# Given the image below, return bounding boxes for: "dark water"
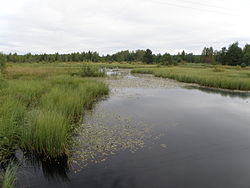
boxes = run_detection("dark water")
[18,76,250,188]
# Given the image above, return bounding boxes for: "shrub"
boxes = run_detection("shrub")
[241,63,247,68]
[73,64,105,77]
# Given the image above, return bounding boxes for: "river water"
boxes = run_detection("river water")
[19,70,250,188]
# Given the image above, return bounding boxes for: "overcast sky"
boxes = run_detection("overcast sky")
[1,0,250,55]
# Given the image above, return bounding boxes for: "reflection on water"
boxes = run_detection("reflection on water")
[17,70,250,188]
[187,86,250,99]
[23,153,70,182]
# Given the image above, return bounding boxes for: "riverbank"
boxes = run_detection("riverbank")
[132,64,250,91]
[0,63,109,187]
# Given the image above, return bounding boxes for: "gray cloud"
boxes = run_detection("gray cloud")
[1,0,250,55]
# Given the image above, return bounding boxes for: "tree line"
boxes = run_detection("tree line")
[0,42,250,66]
[201,42,250,66]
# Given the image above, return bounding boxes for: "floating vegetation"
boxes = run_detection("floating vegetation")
[70,109,158,172]
[106,70,187,90]
[69,70,175,172]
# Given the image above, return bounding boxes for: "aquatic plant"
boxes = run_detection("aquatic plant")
[1,162,18,188]
[20,77,108,157]
[0,64,109,161]
[21,110,69,157]
[0,97,26,163]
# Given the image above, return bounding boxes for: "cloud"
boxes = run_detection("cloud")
[1,0,250,54]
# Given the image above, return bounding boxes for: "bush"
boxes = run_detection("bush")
[73,64,105,77]
[241,63,247,68]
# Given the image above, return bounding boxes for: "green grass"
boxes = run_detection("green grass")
[0,97,26,163]
[132,64,250,90]
[1,162,18,188]
[6,61,157,71]
[71,63,106,77]
[21,110,69,157]
[0,63,109,161]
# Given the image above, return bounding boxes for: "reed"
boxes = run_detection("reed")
[21,110,69,157]
[132,65,250,90]
[0,64,109,160]
[1,162,18,188]
[0,97,26,162]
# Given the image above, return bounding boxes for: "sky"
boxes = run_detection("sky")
[1,0,250,55]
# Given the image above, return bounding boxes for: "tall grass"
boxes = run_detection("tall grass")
[20,77,108,157]
[6,80,48,108]
[0,78,8,89]
[1,162,18,188]
[0,97,26,162]
[42,76,108,120]
[21,110,69,157]
[0,65,109,161]
[132,65,250,90]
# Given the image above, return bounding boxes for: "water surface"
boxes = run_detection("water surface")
[19,70,250,188]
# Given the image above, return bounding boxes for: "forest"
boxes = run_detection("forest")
[1,42,250,66]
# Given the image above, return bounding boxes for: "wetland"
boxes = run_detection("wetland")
[13,69,250,188]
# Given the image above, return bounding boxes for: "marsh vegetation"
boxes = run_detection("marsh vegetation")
[0,61,249,187]
[21,67,250,188]
[0,63,109,187]
[132,64,250,90]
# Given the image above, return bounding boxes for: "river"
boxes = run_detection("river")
[19,69,250,188]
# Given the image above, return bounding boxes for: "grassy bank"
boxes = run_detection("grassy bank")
[0,63,109,163]
[1,62,110,186]
[1,162,18,188]
[132,64,250,90]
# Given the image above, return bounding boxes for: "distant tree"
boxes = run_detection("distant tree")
[200,47,214,64]
[215,47,227,65]
[180,50,186,61]
[143,49,153,64]
[134,50,146,62]
[172,55,182,63]
[113,50,131,62]
[3,43,249,65]
[24,53,33,62]
[185,53,195,63]
[225,42,243,66]
[161,52,172,65]
[55,52,60,61]
[243,44,250,66]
